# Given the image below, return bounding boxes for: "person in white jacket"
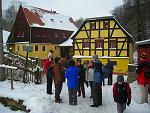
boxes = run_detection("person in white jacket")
[85,60,94,98]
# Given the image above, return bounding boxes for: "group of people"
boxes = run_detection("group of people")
[43,51,150,113]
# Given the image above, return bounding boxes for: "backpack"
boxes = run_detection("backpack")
[144,62,150,79]
[114,82,128,103]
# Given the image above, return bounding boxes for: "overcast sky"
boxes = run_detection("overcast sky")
[2,0,123,19]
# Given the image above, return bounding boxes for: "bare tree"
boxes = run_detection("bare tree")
[2,0,23,31]
[112,0,150,41]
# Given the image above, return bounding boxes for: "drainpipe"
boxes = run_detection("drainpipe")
[30,27,32,43]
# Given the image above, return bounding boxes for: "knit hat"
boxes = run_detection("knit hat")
[92,55,98,60]
[117,75,124,82]
[140,52,147,59]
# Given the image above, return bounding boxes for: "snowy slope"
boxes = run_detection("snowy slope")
[0,75,149,113]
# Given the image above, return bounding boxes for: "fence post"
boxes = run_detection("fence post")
[11,69,14,90]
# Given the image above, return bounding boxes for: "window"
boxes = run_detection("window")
[110,40,116,49]
[103,20,109,29]
[35,45,38,51]
[36,32,41,38]
[63,33,66,38]
[95,40,104,49]
[91,22,96,30]
[50,19,54,22]
[17,46,19,51]
[17,33,20,37]
[83,39,90,48]
[42,32,46,38]
[146,27,150,35]
[55,32,58,38]
[42,45,45,51]
[23,46,26,51]
[42,35,46,38]
[55,46,57,50]
[20,32,24,37]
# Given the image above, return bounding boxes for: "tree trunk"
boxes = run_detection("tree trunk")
[0,0,5,81]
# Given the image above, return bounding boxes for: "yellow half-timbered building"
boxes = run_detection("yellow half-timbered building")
[72,16,134,74]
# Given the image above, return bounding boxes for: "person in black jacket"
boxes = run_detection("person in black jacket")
[106,59,116,85]
[76,60,86,98]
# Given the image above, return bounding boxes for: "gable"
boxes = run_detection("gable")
[7,6,30,43]
[73,17,133,43]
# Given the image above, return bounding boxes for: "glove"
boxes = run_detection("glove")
[127,100,131,106]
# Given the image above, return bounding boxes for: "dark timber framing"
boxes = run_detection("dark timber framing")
[73,16,133,57]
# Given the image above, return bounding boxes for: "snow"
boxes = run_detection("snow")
[73,55,129,59]
[15,42,29,44]
[59,38,73,46]
[0,75,149,113]
[96,48,103,49]
[59,30,78,46]
[0,64,18,70]
[2,30,10,51]
[23,5,77,31]
[3,30,10,44]
[135,39,150,46]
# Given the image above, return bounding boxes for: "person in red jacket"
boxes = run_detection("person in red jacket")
[136,53,150,104]
[113,75,131,113]
[43,57,53,94]
[43,58,52,74]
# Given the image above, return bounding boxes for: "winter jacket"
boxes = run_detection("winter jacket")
[113,82,131,104]
[94,60,103,84]
[65,66,79,89]
[106,61,114,74]
[47,65,54,78]
[86,68,94,82]
[53,63,64,85]
[76,64,86,82]
[43,59,52,74]
[136,59,150,85]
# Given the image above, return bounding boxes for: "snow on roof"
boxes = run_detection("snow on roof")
[135,39,150,46]
[59,30,77,46]
[22,5,77,31]
[59,38,73,46]
[73,55,129,59]
[3,30,10,44]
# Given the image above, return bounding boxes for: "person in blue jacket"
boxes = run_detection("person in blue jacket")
[91,55,103,107]
[65,60,79,105]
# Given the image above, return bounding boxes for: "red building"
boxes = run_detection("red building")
[135,39,150,62]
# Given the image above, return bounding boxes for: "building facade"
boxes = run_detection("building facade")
[72,16,134,74]
[7,5,77,59]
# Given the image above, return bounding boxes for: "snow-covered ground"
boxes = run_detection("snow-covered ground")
[0,75,150,113]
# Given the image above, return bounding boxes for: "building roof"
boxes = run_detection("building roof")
[59,38,73,46]
[72,16,134,43]
[22,5,77,31]
[59,30,77,46]
[135,39,150,46]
